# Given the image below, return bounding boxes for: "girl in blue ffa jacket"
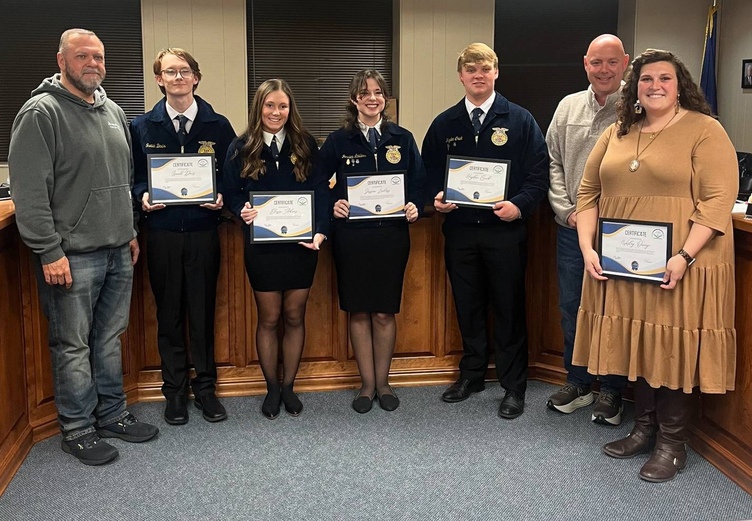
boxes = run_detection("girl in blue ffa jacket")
[224,79,329,419]
[318,69,426,413]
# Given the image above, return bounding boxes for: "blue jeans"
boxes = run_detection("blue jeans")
[36,244,133,440]
[557,225,625,393]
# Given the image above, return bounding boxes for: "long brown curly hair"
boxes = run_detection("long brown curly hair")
[616,49,711,138]
[235,79,313,181]
[342,69,391,132]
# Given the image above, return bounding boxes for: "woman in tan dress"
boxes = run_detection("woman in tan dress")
[573,49,738,483]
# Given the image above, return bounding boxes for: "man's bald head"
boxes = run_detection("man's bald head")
[584,34,629,104]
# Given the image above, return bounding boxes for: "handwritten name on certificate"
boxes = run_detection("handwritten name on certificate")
[599,218,672,283]
[347,172,406,220]
[443,156,510,208]
[250,192,314,243]
[148,154,216,205]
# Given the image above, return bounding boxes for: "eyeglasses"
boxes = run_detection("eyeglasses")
[357,90,385,100]
[161,68,194,79]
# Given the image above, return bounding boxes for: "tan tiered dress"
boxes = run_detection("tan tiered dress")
[573,111,738,394]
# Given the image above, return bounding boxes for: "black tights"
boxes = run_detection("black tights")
[349,312,396,396]
[253,288,310,390]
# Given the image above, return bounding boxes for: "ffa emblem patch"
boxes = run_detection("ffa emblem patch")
[385,145,401,164]
[198,141,216,154]
[491,128,508,146]
[290,153,298,165]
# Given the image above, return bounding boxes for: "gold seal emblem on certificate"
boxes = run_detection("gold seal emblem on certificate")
[290,153,298,165]
[491,128,508,146]
[198,141,216,154]
[385,145,402,164]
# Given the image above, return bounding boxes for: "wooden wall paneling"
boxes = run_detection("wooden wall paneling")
[0,225,34,494]
[689,222,752,494]
[17,243,57,433]
[0,228,27,442]
[525,204,566,382]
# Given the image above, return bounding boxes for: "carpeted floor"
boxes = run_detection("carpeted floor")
[0,381,750,521]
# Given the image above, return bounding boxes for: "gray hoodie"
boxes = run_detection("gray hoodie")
[8,74,135,264]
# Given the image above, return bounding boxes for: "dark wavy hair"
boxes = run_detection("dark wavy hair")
[342,69,391,132]
[235,79,313,181]
[616,49,711,137]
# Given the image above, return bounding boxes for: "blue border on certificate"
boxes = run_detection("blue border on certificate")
[249,191,315,244]
[147,153,217,205]
[442,155,511,208]
[346,171,407,221]
[598,217,673,284]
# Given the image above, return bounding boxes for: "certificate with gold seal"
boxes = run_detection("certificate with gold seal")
[443,155,510,208]
[346,171,406,221]
[147,153,216,205]
[598,218,673,283]
[249,191,315,243]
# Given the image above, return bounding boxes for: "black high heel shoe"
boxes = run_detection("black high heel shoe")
[281,385,303,416]
[262,384,281,420]
[352,390,376,414]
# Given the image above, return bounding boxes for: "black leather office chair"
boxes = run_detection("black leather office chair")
[739,152,752,200]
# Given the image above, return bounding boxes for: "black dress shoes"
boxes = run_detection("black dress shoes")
[441,378,485,403]
[377,388,400,411]
[194,392,228,422]
[352,391,375,414]
[281,385,303,416]
[498,390,525,419]
[262,385,282,420]
[164,395,188,425]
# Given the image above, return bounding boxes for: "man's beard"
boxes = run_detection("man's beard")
[64,63,104,96]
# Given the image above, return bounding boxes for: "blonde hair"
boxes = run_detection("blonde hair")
[457,43,498,72]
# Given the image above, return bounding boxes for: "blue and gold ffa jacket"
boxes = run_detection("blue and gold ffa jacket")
[130,96,236,232]
[223,134,330,237]
[318,122,427,228]
[421,92,549,225]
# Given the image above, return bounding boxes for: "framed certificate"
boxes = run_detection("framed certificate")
[443,155,510,208]
[147,153,216,205]
[249,191,315,243]
[598,218,673,283]
[346,171,407,221]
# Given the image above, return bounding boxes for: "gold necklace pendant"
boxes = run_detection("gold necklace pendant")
[629,111,679,173]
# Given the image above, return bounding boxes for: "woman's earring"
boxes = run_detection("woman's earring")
[634,101,643,114]
[675,92,681,114]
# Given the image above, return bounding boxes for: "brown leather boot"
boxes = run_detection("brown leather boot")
[639,441,687,482]
[638,387,694,483]
[603,378,656,459]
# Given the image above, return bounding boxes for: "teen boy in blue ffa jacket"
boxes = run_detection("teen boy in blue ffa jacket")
[130,48,235,426]
[421,42,549,419]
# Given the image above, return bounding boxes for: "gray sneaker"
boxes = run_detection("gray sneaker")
[547,383,594,414]
[96,413,159,443]
[61,432,118,466]
[592,391,623,425]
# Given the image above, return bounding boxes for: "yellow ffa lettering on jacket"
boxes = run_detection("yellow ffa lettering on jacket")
[385,145,401,164]
[491,128,508,146]
[145,143,167,149]
[290,153,297,165]
[198,141,216,154]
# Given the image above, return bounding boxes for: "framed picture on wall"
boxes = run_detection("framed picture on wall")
[743,59,752,88]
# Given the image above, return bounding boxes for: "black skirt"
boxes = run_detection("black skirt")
[243,241,318,292]
[331,221,410,313]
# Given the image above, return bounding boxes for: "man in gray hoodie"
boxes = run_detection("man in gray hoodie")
[8,28,158,466]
